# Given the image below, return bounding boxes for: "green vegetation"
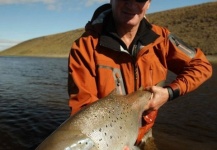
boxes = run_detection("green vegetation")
[0,2,216,57]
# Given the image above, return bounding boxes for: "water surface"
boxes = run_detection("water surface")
[0,57,70,150]
[0,56,216,150]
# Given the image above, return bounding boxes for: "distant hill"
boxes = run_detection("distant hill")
[0,28,84,57]
[0,2,216,57]
[147,2,217,55]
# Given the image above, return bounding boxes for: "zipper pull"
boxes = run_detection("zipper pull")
[115,73,124,95]
[134,65,139,90]
[115,73,121,86]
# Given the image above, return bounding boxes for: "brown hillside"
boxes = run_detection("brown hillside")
[0,28,84,57]
[0,2,216,57]
[147,2,217,55]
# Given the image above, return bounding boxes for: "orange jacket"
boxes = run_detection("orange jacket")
[68,4,212,143]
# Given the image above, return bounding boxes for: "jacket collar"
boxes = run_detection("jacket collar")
[87,4,160,53]
[100,13,160,53]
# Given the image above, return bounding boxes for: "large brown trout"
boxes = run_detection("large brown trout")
[36,88,152,150]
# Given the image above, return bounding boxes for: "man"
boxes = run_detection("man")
[68,0,212,149]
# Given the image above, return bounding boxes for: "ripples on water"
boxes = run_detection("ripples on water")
[0,57,70,150]
[0,56,217,150]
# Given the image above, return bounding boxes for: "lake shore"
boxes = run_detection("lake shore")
[1,54,217,63]
[206,55,217,63]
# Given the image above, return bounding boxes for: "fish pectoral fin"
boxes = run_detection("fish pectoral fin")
[68,133,98,150]
[36,130,98,150]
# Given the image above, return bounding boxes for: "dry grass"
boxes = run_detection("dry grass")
[0,2,216,57]
[147,2,217,55]
[0,28,84,57]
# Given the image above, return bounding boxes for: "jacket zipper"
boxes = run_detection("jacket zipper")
[134,64,138,91]
[149,65,153,86]
[131,45,138,91]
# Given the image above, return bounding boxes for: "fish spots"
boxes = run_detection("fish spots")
[83,91,149,149]
[67,138,96,150]
[112,119,117,123]
[78,141,88,145]
[36,90,151,150]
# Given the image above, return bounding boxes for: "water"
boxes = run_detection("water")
[0,57,70,150]
[0,56,216,150]
[154,61,217,149]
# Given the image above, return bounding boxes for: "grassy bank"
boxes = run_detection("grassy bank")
[0,2,216,57]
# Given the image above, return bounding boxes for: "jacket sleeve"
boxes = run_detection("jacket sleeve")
[165,33,213,100]
[68,34,98,115]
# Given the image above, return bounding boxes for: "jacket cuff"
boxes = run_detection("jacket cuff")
[164,83,180,101]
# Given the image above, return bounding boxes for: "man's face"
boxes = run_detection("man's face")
[110,0,150,27]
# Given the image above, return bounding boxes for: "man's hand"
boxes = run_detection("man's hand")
[145,86,169,111]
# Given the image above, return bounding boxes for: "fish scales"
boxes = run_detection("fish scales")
[36,88,152,150]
